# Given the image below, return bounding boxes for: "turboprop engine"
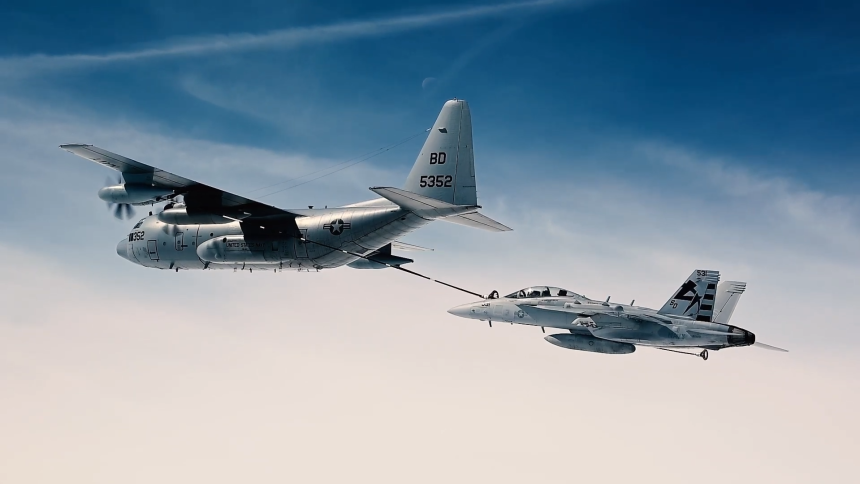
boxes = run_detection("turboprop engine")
[544,333,635,355]
[157,207,235,225]
[98,184,173,204]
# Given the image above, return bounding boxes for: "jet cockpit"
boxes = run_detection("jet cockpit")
[504,286,584,299]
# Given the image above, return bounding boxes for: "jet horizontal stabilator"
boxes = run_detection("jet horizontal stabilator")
[447,270,787,361]
[60,99,510,273]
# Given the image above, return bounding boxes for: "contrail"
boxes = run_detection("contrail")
[0,0,596,78]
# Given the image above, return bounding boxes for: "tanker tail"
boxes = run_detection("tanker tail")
[370,99,511,233]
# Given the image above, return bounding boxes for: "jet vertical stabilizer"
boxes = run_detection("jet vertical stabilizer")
[657,270,720,321]
[713,281,746,324]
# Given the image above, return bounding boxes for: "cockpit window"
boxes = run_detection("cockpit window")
[133,219,146,229]
[504,286,581,299]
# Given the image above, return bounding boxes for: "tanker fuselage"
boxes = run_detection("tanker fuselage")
[117,202,429,271]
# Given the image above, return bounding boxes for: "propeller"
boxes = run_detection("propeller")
[104,175,135,220]
[754,342,789,352]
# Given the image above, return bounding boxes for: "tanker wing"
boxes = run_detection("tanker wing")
[60,144,303,221]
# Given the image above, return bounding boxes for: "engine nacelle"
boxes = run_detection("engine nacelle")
[544,333,635,354]
[157,207,234,225]
[98,184,173,204]
[197,235,280,264]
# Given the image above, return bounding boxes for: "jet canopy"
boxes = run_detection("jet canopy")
[504,286,582,299]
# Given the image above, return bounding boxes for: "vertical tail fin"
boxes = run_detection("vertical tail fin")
[403,99,477,206]
[658,270,720,321]
[713,281,746,324]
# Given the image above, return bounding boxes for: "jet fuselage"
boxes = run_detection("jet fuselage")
[448,294,755,351]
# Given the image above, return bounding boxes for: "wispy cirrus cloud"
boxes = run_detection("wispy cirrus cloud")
[0,0,594,78]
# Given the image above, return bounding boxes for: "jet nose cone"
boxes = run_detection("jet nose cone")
[447,303,473,318]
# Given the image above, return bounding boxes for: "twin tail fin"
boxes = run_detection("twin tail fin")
[658,270,720,321]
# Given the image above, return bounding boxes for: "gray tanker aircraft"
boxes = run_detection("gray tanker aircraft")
[448,270,787,360]
[61,99,509,272]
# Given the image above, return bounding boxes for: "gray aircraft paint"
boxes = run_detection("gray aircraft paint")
[448,273,786,358]
[66,99,511,273]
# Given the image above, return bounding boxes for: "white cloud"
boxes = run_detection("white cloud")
[638,141,860,254]
[0,95,400,210]
[0,242,857,484]
[1,92,859,483]
[0,0,592,79]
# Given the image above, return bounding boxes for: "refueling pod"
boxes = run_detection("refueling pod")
[197,235,280,264]
[544,333,636,354]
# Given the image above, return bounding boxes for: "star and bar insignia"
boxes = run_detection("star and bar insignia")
[323,218,351,235]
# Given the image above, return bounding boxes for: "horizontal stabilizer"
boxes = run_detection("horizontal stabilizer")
[754,342,789,352]
[687,328,741,336]
[392,241,433,252]
[442,212,512,232]
[370,187,479,219]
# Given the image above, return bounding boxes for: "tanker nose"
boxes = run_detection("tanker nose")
[116,239,133,262]
[447,303,474,319]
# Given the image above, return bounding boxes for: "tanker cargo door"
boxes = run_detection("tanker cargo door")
[146,239,159,261]
[295,230,309,259]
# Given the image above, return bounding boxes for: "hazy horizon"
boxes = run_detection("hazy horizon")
[1,1,858,482]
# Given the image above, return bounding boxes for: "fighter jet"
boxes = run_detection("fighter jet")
[448,270,787,360]
[60,99,510,272]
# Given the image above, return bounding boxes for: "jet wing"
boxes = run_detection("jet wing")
[517,304,581,327]
[61,144,302,219]
[523,304,677,326]
[520,304,598,317]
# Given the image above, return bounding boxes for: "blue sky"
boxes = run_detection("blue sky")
[3,0,859,187]
[1,2,858,482]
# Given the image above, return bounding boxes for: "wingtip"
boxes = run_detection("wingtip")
[59,143,92,150]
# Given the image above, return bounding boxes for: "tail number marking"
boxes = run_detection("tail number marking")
[419,175,453,188]
[429,152,447,164]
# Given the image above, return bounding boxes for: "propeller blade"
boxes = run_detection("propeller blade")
[111,203,135,220]
[754,342,788,352]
